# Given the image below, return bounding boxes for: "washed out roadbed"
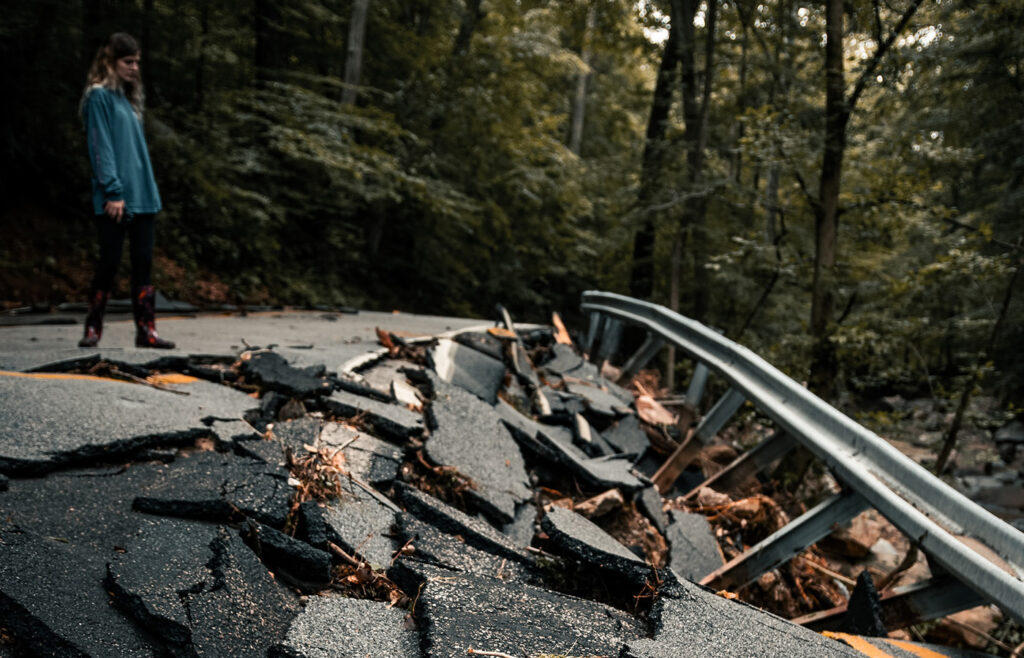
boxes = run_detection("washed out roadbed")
[0,310,1008,657]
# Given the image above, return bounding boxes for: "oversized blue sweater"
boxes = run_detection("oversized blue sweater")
[84,85,162,216]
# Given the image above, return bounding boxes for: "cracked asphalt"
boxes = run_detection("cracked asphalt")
[0,308,926,657]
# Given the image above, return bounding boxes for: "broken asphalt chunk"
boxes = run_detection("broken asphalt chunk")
[240,520,333,591]
[240,351,333,398]
[273,415,323,454]
[452,331,506,362]
[665,509,723,582]
[393,482,533,565]
[602,414,651,459]
[566,379,633,420]
[107,518,299,656]
[408,570,646,657]
[531,422,645,493]
[0,522,160,657]
[320,478,398,568]
[318,422,404,486]
[394,515,537,583]
[424,375,531,524]
[0,375,255,476]
[839,570,888,637]
[540,506,651,585]
[269,595,418,658]
[622,580,862,658]
[540,343,584,375]
[636,485,669,535]
[132,450,292,527]
[320,389,424,442]
[428,337,506,404]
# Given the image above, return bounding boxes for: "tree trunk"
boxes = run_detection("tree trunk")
[254,0,282,80]
[808,0,847,400]
[452,0,484,57]
[342,0,370,105]
[671,0,717,321]
[568,6,596,156]
[808,0,923,399]
[195,1,208,110]
[629,14,681,300]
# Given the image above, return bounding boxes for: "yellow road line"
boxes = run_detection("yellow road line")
[0,370,131,384]
[147,373,200,385]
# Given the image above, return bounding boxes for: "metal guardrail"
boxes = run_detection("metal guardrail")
[581,290,1024,625]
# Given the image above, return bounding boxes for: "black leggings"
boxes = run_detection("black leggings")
[89,213,154,292]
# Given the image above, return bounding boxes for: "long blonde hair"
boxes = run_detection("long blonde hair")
[80,32,145,117]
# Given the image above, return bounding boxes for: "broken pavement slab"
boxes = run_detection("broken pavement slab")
[107,517,300,657]
[406,570,646,657]
[424,375,531,524]
[321,477,399,568]
[0,373,257,475]
[0,522,160,657]
[565,378,633,421]
[239,351,334,398]
[622,580,863,658]
[602,414,652,459]
[531,421,645,493]
[540,505,652,585]
[394,482,534,565]
[269,594,419,658]
[665,509,724,582]
[318,421,404,486]
[320,389,424,442]
[428,337,506,404]
[132,449,293,527]
[240,520,333,591]
[394,515,537,583]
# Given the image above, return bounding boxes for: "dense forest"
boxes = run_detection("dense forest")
[0,0,1021,407]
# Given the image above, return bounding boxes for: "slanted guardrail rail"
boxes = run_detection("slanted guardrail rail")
[580,290,1024,627]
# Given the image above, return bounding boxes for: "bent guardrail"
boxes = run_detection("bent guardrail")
[581,290,1024,625]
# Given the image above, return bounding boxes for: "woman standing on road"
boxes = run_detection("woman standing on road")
[79,32,174,349]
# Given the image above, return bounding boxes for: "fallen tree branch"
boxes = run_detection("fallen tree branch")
[466,649,517,658]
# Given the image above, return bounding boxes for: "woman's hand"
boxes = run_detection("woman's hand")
[104,200,126,222]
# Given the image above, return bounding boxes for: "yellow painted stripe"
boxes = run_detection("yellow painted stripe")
[0,370,132,385]
[882,638,949,658]
[822,632,895,658]
[147,373,200,385]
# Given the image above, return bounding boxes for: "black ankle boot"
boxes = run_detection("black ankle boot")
[132,285,175,349]
[78,289,109,347]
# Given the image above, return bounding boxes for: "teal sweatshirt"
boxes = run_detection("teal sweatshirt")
[84,85,162,216]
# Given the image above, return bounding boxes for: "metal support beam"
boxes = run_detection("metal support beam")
[685,362,709,406]
[683,432,797,500]
[585,311,604,356]
[700,490,869,590]
[694,388,746,443]
[618,333,665,383]
[594,317,624,364]
[794,576,988,631]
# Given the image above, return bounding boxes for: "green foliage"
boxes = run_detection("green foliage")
[0,0,1020,403]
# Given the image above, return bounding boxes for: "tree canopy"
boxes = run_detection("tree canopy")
[0,0,1021,404]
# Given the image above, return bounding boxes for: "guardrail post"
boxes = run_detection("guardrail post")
[685,362,710,407]
[617,333,664,384]
[585,311,604,356]
[682,432,797,500]
[693,388,746,442]
[651,388,746,493]
[700,490,869,590]
[594,317,624,365]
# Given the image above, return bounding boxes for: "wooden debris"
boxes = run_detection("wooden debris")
[574,489,625,519]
